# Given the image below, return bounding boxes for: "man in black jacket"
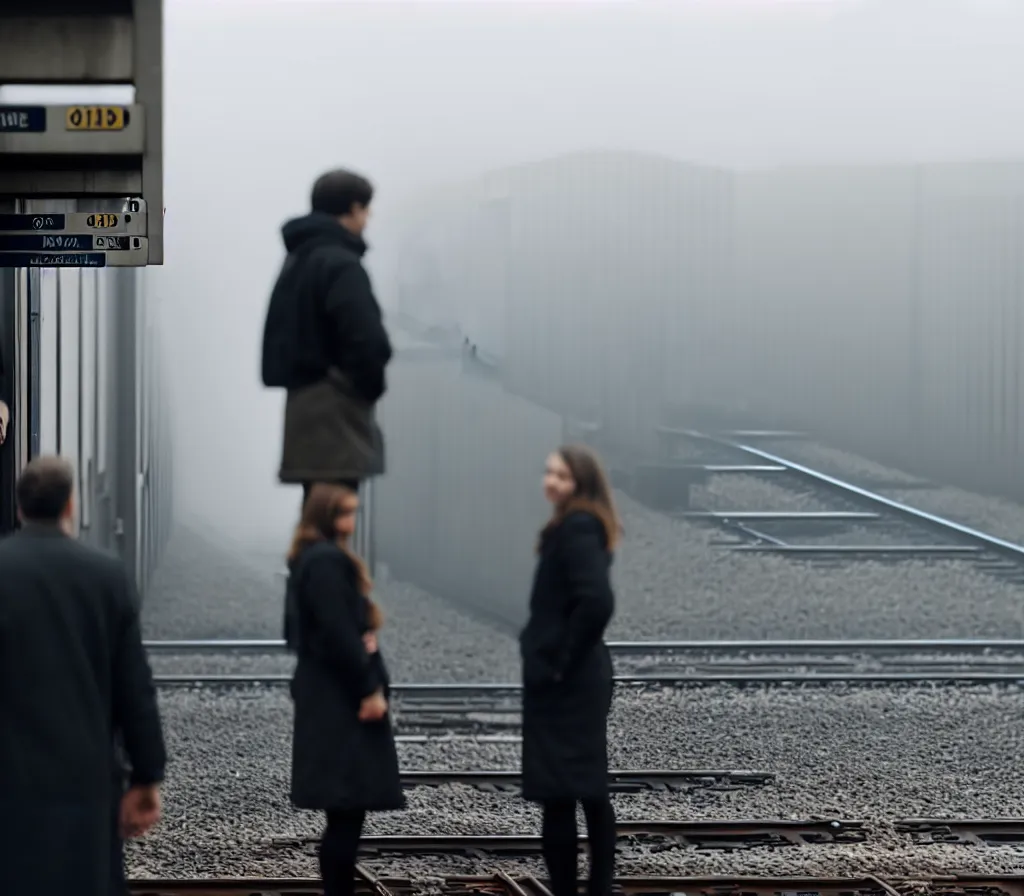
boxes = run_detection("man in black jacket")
[262,169,393,504]
[0,456,166,896]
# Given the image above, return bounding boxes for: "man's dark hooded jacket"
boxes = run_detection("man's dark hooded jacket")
[262,212,393,484]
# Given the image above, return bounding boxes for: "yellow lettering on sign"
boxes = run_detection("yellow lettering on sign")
[65,107,128,131]
[86,214,119,229]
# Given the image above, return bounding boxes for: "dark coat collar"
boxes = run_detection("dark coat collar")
[18,519,67,537]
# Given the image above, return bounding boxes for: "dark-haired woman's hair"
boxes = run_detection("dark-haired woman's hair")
[287,482,382,629]
[541,444,622,551]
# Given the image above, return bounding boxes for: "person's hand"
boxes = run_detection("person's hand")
[358,689,388,722]
[0,400,9,445]
[120,784,162,838]
[362,632,378,654]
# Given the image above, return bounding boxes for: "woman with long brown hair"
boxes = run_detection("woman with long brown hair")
[519,444,621,896]
[285,483,404,896]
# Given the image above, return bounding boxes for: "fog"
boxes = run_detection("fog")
[151,0,1024,553]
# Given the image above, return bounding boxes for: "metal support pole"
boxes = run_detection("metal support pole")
[114,269,137,583]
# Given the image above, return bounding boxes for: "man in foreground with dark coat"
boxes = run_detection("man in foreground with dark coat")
[262,168,394,503]
[0,456,167,896]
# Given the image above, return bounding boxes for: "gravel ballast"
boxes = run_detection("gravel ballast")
[147,498,1024,649]
[606,491,1024,641]
[134,448,1024,881]
[143,523,520,683]
[128,682,1024,879]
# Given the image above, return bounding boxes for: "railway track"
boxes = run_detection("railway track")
[397,769,774,793]
[150,663,1024,689]
[146,638,1024,689]
[126,876,1024,896]
[268,819,867,856]
[610,642,1024,680]
[258,818,1024,858]
[143,638,1024,655]
[895,818,1024,846]
[663,430,1024,575]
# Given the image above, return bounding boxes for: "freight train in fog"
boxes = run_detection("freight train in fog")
[369,150,1024,627]
[389,151,1024,504]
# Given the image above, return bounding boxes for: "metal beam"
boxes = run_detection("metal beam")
[0,168,142,198]
[114,267,137,582]
[0,15,135,84]
[132,0,162,264]
[0,212,15,533]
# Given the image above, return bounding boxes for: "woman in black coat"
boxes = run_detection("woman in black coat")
[519,444,620,896]
[285,483,404,896]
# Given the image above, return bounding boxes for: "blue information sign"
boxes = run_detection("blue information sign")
[0,106,47,133]
[0,234,95,252]
[0,253,106,269]
[0,214,67,232]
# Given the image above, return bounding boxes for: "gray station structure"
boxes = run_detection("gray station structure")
[0,0,165,534]
[0,0,162,265]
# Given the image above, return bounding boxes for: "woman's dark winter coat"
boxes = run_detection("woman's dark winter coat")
[519,505,616,802]
[286,541,405,812]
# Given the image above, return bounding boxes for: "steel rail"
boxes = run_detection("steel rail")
[124,876,1024,896]
[270,819,866,855]
[152,670,1024,688]
[144,639,288,652]
[356,864,393,896]
[682,511,881,520]
[606,639,1024,653]
[395,734,521,744]
[895,817,1024,846]
[142,637,1024,655]
[682,430,1024,562]
[398,768,775,792]
[732,544,979,555]
[721,430,811,439]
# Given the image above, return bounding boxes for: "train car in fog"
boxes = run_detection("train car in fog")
[394,150,736,467]
[394,150,722,471]
[729,161,1024,500]
[395,151,1024,503]
[0,249,173,595]
[374,323,561,629]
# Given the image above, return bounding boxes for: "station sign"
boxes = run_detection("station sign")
[0,105,131,134]
[0,198,150,268]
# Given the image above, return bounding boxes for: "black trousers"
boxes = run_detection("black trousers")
[110,789,126,895]
[541,798,616,896]
[110,827,126,895]
[319,809,366,896]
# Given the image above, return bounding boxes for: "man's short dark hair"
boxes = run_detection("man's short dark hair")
[17,456,74,522]
[311,169,374,217]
